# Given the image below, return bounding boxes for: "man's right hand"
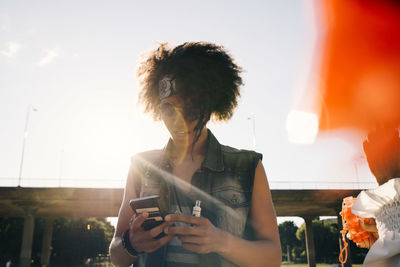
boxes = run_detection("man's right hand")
[129,212,174,253]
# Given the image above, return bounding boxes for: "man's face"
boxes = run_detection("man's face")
[159,95,200,146]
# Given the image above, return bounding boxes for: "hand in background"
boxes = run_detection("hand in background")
[363,125,400,185]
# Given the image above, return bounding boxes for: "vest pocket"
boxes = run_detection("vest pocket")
[140,182,161,197]
[211,186,250,209]
[140,171,162,197]
[210,186,250,237]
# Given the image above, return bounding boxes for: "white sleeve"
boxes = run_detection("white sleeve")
[352,178,400,218]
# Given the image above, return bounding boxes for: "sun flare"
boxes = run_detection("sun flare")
[286,110,319,144]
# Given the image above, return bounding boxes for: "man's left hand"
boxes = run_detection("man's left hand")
[164,213,228,254]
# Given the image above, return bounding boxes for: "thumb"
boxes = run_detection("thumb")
[359,219,378,233]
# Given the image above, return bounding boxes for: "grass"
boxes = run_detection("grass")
[78,260,364,267]
[89,260,364,267]
[281,264,363,267]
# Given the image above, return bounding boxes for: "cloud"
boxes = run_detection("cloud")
[1,41,21,57]
[38,47,60,67]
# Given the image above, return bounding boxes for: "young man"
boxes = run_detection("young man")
[109,42,281,267]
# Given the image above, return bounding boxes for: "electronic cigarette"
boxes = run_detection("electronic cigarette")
[192,200,202,217]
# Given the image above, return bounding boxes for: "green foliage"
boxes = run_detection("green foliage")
[291,218,368,264]
[0,217,24,265]
[278,221,300,262]
[51,217,115,267]
[279,221,299,248]
[296,219,340,263]
[0,217,114,267]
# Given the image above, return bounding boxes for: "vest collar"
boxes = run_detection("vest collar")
[202,129,224,172]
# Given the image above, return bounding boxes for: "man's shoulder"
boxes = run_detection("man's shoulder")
[220,144,263,167]
[221,144,261,157]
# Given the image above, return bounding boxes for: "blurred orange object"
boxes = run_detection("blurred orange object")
[339,196,376,263]
[314,0,400,131]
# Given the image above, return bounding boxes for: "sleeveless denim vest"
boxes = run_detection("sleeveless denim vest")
[129,130,262,267]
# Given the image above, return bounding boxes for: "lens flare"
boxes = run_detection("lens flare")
[134,155,249,228]
[286,110,319,144]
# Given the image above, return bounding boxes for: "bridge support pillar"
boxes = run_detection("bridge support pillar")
[19,209,35,267]
[41,218,54,267]
[304,216,316,267]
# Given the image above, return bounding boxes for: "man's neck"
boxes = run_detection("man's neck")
[171,128,208,163]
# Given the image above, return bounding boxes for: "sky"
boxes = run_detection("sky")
[0,0,377,225]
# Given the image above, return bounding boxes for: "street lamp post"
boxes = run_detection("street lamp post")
[248,113,256,150]
[353,154,365,189]
[18,105,37,187]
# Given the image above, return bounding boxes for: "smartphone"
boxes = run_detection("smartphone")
[129,195,166,234]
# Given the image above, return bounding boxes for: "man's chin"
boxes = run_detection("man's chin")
[172,133,192,143]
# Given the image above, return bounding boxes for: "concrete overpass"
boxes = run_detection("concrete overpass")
[0,187,361,267]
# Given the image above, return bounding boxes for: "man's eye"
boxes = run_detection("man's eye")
[160,103,175,117]
[182,107,199,122]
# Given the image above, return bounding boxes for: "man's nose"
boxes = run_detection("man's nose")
[172,109,186,127]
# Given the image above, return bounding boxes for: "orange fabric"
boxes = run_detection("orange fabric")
[339,196,376,263]
[315,0,400,131]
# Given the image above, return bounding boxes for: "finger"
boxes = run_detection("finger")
[179,235,205,245]
[372,232,379,240]
[131,212,149,231]
[148,222,169,238]
[356,241,368,249]
[181,243,208,254]
[164,225,204,236]
[133,228,171,251]
[155,233,175,248]
[143,234,175,253]
[359,219,378,233]
[133,232,160,251]
[165,214,206,226]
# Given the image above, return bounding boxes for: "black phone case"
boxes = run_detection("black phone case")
[129,195,166,238]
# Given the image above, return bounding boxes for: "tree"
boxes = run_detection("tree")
[278,221,299,262]
[0,217,114,267]
[295,218,368,264]
[0,217,24,266]
[296,219,339,263]
[51,217,115,267]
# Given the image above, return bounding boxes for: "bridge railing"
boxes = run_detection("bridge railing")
[0,177,377,190]
[269,180,376,190]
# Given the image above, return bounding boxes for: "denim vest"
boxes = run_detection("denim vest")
[129,130,262,267]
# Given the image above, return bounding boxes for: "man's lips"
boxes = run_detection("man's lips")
[174,130,190,135]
